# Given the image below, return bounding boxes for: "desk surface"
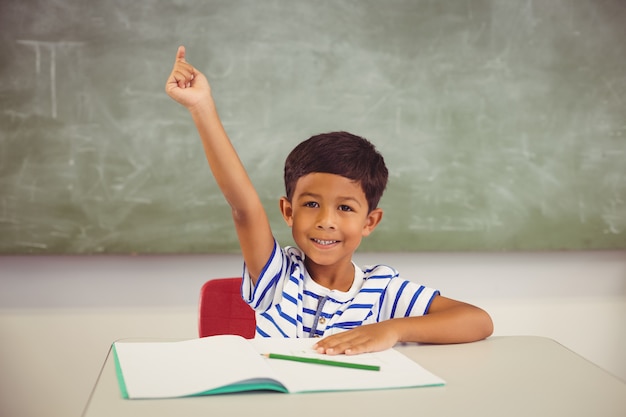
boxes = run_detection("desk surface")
[82,336,625,417]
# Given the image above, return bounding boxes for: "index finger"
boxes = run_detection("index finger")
[175,45,186,63]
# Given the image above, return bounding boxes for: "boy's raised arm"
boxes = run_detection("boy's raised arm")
[165,46,274,282]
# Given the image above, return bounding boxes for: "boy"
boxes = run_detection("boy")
[166,46,493,355]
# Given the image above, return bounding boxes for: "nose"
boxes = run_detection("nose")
[316,207,337,230]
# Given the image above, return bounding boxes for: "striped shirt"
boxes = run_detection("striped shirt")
[242,240,440,338]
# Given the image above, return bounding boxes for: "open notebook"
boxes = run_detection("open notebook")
[113,335,445,399]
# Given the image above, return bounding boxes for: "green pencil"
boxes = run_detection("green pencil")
[264,353,380,371]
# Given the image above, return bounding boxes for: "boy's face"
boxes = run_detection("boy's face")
[279,173,382,273]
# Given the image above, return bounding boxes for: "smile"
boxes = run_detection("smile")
[312,238,338,246]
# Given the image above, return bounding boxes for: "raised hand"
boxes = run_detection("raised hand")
[165,46,212,110]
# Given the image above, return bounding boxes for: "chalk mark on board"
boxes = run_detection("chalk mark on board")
[16,40,83,119]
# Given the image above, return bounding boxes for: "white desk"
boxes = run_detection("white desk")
[82,336,625,417]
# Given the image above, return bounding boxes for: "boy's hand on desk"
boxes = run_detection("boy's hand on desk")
[313,321,400,355]
[165,45,212,110]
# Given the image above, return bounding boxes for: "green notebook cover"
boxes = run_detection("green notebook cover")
[112,342,289,398]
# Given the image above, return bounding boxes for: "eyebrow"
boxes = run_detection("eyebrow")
[297,192,363,207]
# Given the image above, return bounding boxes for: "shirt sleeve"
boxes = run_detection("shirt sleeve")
[380,278,440,319]
[242,239,289,312]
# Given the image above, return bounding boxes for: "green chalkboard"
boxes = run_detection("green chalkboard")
[1,0,625,254]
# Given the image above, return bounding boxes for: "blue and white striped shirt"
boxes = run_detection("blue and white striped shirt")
[242,240,440,338]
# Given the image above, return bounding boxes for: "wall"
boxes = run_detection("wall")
[1,251,624,417]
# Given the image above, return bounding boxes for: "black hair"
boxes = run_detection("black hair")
[283,131,388,211]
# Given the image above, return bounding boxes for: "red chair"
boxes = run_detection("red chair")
[198,277,256,339]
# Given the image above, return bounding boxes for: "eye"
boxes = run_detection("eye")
[303,201,319,208]
[338,204,354,212]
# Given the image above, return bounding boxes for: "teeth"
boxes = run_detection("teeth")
[314,239,337,245]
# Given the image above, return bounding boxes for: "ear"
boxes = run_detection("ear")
[362,208,383,237]
[279,196,294,227]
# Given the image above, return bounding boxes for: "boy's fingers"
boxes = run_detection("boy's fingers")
[176,45,186,63]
